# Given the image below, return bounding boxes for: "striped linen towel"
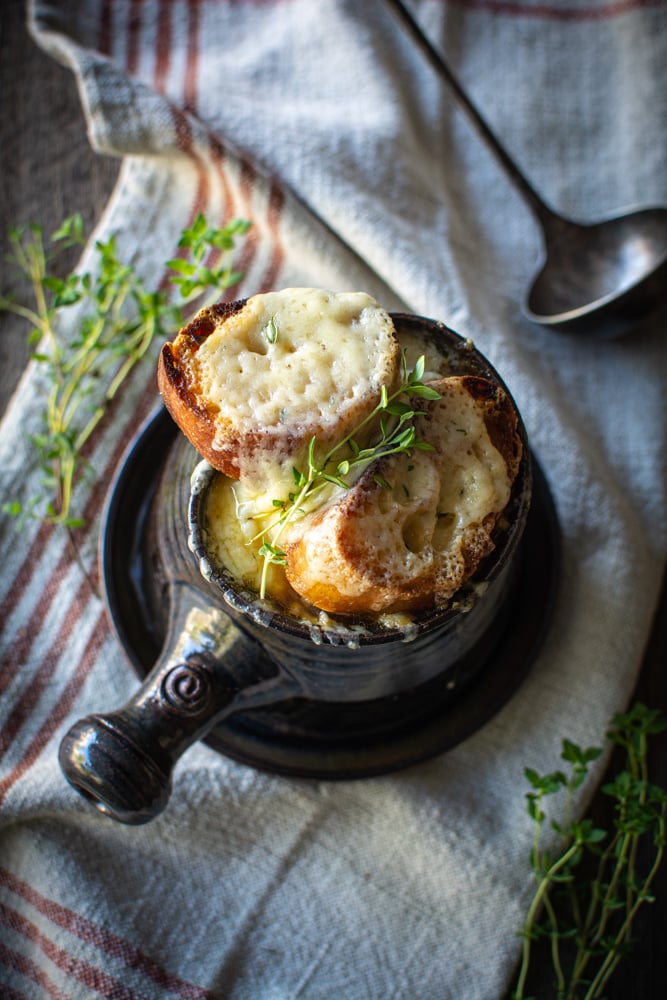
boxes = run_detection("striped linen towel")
[1,1,665,997]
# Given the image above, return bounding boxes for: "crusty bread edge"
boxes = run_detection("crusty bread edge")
[157,300,248,476]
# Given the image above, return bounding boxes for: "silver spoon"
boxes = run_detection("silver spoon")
[386,0,667,339]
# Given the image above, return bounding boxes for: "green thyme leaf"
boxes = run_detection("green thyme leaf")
[292,467,305,487]
[307,436,318,476]
[264,315,278,344]
[408,384,441,400]
[513,702,667,1000]
[411,355,425,382]
[254,355,442,598]
[384,400,413,417]
[258,540,288,565]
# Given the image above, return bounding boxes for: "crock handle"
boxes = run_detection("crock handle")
[58,583,289,824]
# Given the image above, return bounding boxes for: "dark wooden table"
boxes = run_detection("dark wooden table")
[1,4,665,997]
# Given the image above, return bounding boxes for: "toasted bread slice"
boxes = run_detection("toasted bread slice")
[158,288,401,486]
[284,375,522,615]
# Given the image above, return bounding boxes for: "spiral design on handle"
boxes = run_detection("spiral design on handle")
[161,661,213,715]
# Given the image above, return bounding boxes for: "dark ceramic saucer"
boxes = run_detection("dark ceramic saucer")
[99,404,560,780]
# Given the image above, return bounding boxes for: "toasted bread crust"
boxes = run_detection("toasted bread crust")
[284,375,522,615]
[157,290,401,483]
[158,300,248,477]
[455,375,522,481]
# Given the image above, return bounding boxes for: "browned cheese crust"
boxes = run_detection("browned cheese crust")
[284,375,522,615]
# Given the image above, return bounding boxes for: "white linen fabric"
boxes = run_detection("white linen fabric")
[1,1,666,997]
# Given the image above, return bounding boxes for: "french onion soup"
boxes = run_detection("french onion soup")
[158,288,522,622]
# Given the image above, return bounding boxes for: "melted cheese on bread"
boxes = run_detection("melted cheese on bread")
[282,375,520,614]
[199,309,522,619]
[158,288,400,490]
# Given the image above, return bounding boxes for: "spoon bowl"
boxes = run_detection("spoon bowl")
[523,207,667,338]
[386,0,667,340]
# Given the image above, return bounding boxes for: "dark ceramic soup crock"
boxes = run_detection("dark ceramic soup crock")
[58,314,538,824]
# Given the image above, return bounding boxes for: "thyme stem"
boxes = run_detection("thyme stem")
[255,353,440,599]
[1,212,251,592]
[513,703,667,1000]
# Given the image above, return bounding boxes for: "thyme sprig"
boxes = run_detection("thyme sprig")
[255,352,441,599]
[513,702,667,1000]
[166,213,250,300]
[0,212,250,584]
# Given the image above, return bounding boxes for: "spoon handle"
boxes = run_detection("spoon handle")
[385,0,557,229]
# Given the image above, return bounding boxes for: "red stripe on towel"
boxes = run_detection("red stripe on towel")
[126,0,144,76]
[234,161,261,292]
[0,521,56,683]
[0,900,140,999]
[0,606,109,807]
[0,1,214,784]
[0,576,92,762]
[0,870,218,1000]
[0,369,162,779]
[206,132,286,296]
[169,108,212,246]
[155,0,173,93]
[259,178,285,292]
[214,145,260,297]
[98,0,113,57]
[184,0,202,113]
[0,0,283,792]
[0,380,158,700]
[0,939,66,1000]
[177,0,286,297]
